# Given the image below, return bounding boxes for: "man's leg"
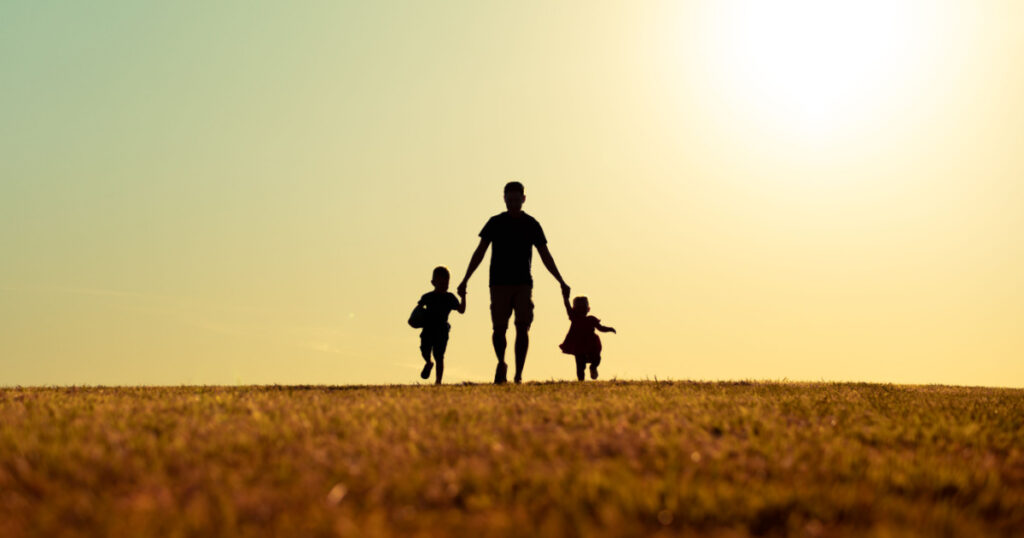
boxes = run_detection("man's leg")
[513,328,528,383]
[511,285,534,384]
[492,330,508,384]
[491,330,507,364]
[492,328,510,384]
[490,286,512,384]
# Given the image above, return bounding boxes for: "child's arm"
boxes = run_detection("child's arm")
[597,322,616,334]
[456,290,467,314]
[561,292,573,319]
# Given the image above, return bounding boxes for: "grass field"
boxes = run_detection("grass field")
[1,381,1022,537]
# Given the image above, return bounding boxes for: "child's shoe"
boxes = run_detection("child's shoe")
[421,361,433,379]
[589,364,598,380]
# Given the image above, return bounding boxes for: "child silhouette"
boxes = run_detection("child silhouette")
[413,266,466,384]
[559,292,615,381]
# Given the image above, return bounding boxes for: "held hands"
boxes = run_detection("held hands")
[457,281,468,296]
[560,281,571,300]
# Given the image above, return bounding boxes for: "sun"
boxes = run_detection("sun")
[697,0,928,140]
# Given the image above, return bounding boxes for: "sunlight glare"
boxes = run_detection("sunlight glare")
[702,1,926,138]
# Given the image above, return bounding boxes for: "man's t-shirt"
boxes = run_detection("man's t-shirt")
[419,291,461,333]
[479,212,547,286]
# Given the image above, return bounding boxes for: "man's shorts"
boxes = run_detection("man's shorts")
[490,284,533,331]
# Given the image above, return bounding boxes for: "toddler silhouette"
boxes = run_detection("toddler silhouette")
[559,292,615,381]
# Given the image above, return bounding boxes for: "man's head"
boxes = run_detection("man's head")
[503,181,525,213]
[431,266,450,292]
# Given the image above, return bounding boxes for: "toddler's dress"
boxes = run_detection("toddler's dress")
[559,313,602,356]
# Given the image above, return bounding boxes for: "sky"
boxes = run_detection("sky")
[2,1,1022,387]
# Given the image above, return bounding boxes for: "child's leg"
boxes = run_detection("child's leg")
[419,333,432,363]
[419,332,434,379]
[575,355,586,381]
[434,357,444,384]
[433,334,449,385]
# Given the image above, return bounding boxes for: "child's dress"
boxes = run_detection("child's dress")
[559,312,602,356]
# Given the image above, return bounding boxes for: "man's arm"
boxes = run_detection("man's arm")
[455,290,467,314]
[536,244,570,298]
[457,238,490,295]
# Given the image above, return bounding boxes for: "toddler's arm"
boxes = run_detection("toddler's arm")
[597,323,616,334]
[561,292,573,319]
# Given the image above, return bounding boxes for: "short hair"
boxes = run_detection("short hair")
[432,266,450,281]
[504,181,524,194]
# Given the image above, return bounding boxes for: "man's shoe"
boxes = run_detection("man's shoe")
[421,361,433,380]
[494,362,508,384]
[589,364,598,380]
[514,375,522,384]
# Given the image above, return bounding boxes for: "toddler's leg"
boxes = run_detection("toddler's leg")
[575,355,586,381]
[589,353,600,380]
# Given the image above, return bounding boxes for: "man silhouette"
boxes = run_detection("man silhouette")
[457,181,570,384]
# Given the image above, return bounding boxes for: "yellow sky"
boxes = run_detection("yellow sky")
[2,1,1022,386]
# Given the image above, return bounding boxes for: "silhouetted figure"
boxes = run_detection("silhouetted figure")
[457,181,570,384]
[559,293,615,381]
[411,266,466,384]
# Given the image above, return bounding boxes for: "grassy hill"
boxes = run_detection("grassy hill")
[2,381,1022,537]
